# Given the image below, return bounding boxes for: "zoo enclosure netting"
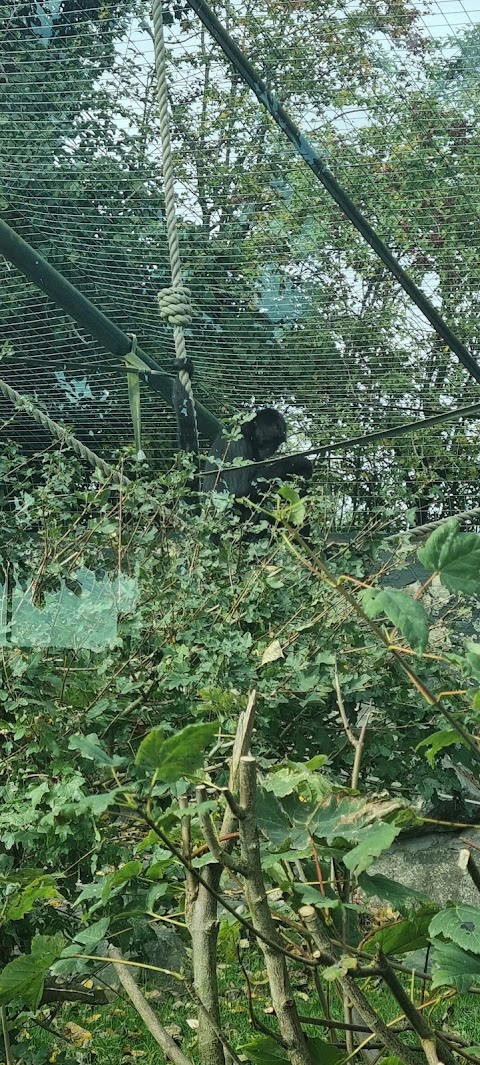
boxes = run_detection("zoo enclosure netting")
[1,0,480,526]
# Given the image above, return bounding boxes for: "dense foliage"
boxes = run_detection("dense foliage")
[1,450,480,1062]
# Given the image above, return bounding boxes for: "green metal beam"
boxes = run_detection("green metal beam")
[186,0,480,388]
[0,218,221,441]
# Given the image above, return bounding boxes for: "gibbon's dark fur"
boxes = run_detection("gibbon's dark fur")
[172,357,313,505]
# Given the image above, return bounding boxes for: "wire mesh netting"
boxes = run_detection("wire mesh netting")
[1,0,479,525]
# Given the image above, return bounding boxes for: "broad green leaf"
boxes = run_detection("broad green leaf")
[1,868,51,886]
[0,956,45,1009]
[361,587,429,654]
[343,822,401,876]
[430,905,480,953]
[101,861,142,902]
[241,1035,345,1065]
[256,789,292,846]
[307,1038,347,1064]
[277,485,306,526]
[308,794,402,843]
[241,1035,289,1064]
[0,933,65,1008]
[265,766,327,800]
[293,884,341,909]
[3,877,60,922]
[359,873,432,911]
[68,733,124,767]
[431,939,480,992]
[306,755,328,771]
[73,918,110,949]
[418,520,480,595]
[417,519,460,570]
[135,722,217,780]
[265,763,330,800]
[416,730,464,766]
[81,791,120,816]
[362,908,436,956]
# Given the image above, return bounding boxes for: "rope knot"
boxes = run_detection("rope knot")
[157,285,192,326]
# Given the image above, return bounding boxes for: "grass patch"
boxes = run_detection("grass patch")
[9,956,480,1063]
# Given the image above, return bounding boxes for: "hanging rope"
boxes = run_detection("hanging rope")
[0,376,127,485]
[152,0,199,447]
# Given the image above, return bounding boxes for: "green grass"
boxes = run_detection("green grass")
[8,958,480,1064]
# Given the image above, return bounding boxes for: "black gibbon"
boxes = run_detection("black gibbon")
[172,357,313,521]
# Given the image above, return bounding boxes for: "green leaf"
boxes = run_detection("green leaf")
[0,933,65,1008]
[293,884,341,909]
[418,519,480,595]
[277,485,306,526]
[361,588,429,654]
[466,644,480,682]
[241,1035,290,1064]
[73,918,110,950]
[256,789,292,846]
[308,794,401,842]
[359,873,432,911]
[68,733,124,767]
[101,861,142,902]
[265,763,329,799]
[3,877,60,922]
[431,939,480,992]
[1,867,51,886]
[430,905,480,953]
[307,1038,347,1064]
[241,1035,345,1065]
[362,908,436,956]
[417,519,460,571]
[343,822,401,876]
[323,955,358,982]
[416,730,464,766]
[135,722,217,780]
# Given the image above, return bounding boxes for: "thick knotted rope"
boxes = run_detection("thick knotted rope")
[0,376,127,485]
[152,0,199,445]
[157,285,192,327]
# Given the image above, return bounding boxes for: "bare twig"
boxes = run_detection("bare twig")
[196,785,246,875]
[238,756,312,1065]
[299,906,420,1065]
[1,1006,13,1065]
[184,976,244,1065]
[107,946,192,1065]
[377,950,457,1065]
[334,662,370,790]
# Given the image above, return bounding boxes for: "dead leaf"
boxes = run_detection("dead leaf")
[260,639,284,666]
[63,1022,92,1047]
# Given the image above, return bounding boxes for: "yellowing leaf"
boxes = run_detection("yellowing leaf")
[63,1022,92,1046]
[261,640,284,666]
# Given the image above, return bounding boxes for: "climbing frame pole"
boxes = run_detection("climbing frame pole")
[0,218,220,441]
